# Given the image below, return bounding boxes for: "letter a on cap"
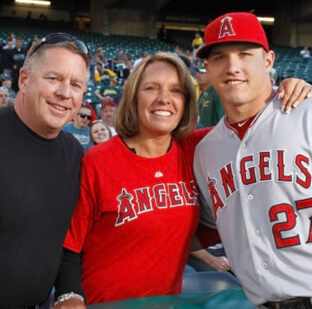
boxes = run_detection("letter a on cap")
[219,16,236,38]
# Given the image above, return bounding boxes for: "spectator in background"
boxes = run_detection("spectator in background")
[195,65,224,127]
[121,53,133,79]
[94,61,116,86]
[0,86,10,108]
[91,46,108,77]
[11,36,27,92]
[133,52,145,68]
[63,103,93,151]
[76,16,86,31]
[90,119,112,145]
[191,31,203,60]
[157,24,166,41]
[179,55,199,100]
[0,73,16,105]
[94,77,121,101]
[1,37,14,76]
[300,46,311,58]
[113,77,127,106]
[113,49,124,68]
[92,46,108,65]
[174,45,182,56]
[83,102,98,124]
[185,49,194,67]
[99,97,117,136]
[2,33,16,49]
[0,32,89,309]
[26,36,39,54]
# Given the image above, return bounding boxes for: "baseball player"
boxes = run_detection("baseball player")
[194,12,312,308]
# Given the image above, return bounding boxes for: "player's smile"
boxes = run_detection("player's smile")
[225,79,246,85]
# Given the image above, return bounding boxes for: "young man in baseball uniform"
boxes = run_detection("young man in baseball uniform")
[194,12,312,308]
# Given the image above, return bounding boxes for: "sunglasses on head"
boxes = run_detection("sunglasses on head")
[28,33,90,59]
[79,113,92,120]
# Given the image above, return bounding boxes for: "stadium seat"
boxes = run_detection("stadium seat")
[181,271,242,294]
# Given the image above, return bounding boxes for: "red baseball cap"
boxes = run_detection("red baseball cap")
[100,98,115,110]
[197,12,269,59]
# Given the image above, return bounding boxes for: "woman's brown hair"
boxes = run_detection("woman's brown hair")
[114,52,198,140]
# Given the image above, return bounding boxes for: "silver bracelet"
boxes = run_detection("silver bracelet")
[54,292,84,306]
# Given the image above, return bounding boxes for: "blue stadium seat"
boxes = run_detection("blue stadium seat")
[181,271,242,294]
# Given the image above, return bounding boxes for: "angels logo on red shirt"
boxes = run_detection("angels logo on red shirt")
[115,180,199,226]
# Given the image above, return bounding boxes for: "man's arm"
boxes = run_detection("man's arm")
[53,248,86,309]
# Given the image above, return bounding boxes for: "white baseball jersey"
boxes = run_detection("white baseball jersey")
[194,95,312,305]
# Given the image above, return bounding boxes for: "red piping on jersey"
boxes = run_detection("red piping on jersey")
[224,90,278,139]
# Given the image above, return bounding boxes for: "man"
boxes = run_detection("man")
[63,103,92,151]
[0,33,90,308]
[194,12,312,308]
[0,73,16,104]
[100,97,117,136]
[94,61,116,86]
[191,31,203,60]
[0,86,10,108]
[196,65,224,127]
[179,55,199,100]
[94,77,121,101]
[1,37,14,76]
[11,36,27,92]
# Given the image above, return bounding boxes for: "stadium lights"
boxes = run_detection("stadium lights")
[15,0,51,6]
[257,17,275,25]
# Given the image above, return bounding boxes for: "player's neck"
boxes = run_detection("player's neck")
[225,87,274,124]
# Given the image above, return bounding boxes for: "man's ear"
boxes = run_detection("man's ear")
[204,60,210,73]
[265,50,275,73]
[18,67,29,93]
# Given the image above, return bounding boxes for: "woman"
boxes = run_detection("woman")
[54,52,312,307]
[55,52,212,306]
[90,120,112,145]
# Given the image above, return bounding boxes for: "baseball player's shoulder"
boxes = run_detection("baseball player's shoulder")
[272,94,312,113]
[195,121,223,152]
[296,96,312,112]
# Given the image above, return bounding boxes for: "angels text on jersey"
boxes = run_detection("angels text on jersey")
[208,149,312,249]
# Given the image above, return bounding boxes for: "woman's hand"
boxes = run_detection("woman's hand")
[190,249,231,272]
[278,78,312,113]
[202,254,231,272]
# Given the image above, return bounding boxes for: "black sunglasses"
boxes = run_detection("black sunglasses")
[28,33,90,59]
[79,113,92,120]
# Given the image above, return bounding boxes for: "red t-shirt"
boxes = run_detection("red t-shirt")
[64,129,212,304]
